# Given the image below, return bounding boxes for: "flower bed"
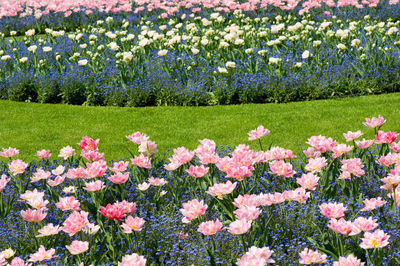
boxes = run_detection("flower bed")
[1,8,400,106]
[0,115,399,264]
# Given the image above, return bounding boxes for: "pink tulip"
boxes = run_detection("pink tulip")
[21,209,47,222]
[47,175,65,187]
[148,176,168,186]
[67,167,87,179]
[110,161,129,173]
[264,146,296,160]
[0,147,19,158]
[233,194,263,208]
[85,160,107,178]
[343,130,363,142]
[36,223,61,237]
[269,160,295,178]
[78,136,99,151]
[99,201,136,221]
[58,145,76,159]
[375,130,399,145]
[332,144,353,158]
[305,157,327,173]
[248,125,270,141]
[299,248,327,264]
[9,159,28,175]
[29,245,55,262]
[307,135,336,153]
[360,230,390,249]
[81,150,104,162]
[180,199,207,223]
[118,253,146,266]
[83,180,106,192]
[121,216,145,233]
[355,139,374,149]
[62,211,89,236]
[126,131,148,145]
[361,197,387,211]
[109,172,130,184]
[35,149,51,159]
[31,169,51,183]
[339,158,364,179]
[234,206,262,221]
[353,217,378,232]
[186,165,209,178]
[363,115,386,128]
[319,202,347,219]
[56,196,81,211]
[131,154,152,169]
[66,240,89,255]
[138,140,157,156]
[328,218,360,236]
[198,219,223,235]
[0,174,10,192]
[237,246,275,265]
[228,219,252,235]
[207,181,237,199]
[333,254,364,266]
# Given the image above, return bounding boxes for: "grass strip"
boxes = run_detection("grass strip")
[1,93,399,161]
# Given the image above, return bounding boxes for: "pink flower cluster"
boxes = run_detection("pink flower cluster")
[248,125,270,141]
[264,146,296,160]
[194,139,220,165]
[67,160,107,179]
[305,157,327,172]
[207,181,237,199]
[361,197,387,211]
[198,219,223,235]
[269,160,295,178]
[360,229,390,249]
[375,130,399,145]
[319,202,347,219]
[9,159,28,175]
[339,158,364,179]
[237,246,275,265]
[99,201,136,221]
[62,211,90,236]
[121,215,145,233]
[296,173,320,190]
[343,130,363,142]
[299,248,327,264]
[186,165,209,178]
[333,254,364,266]
[363,115,386,128]
[165,147,194,170]
[217,145,258,180]
[118,253,146,266]
[180,199,207,223]
[307,135,336,153]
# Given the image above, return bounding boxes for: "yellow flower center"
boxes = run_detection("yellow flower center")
[371,238,380,247]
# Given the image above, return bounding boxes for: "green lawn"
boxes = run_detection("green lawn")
[1,93,400,162]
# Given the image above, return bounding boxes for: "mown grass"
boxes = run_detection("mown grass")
[1,93,400,161]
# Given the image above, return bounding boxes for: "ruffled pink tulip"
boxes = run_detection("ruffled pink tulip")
[28,245,55,262]
[66,240,89,255]
[78,136,99,151]
[248,125,270,141]
[228,219,252,235]
[118,253,146,266]
[121,216,145,233]
[198,219,223,235]
[360,229,390,249]
[35,149,51,159]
